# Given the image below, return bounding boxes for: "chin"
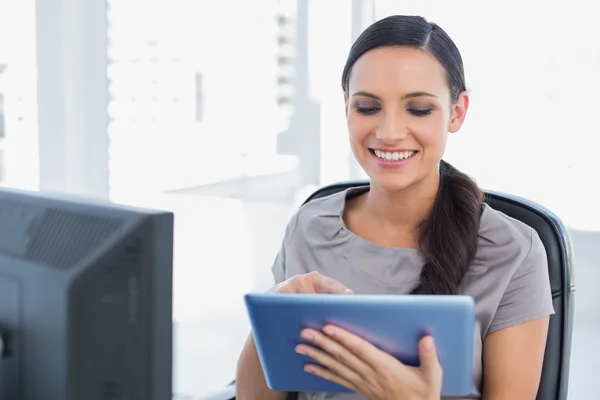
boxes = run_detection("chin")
[367,172,416,192]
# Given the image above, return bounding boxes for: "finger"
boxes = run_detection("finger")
[418,336,442,384]
[311,274,354,294]
[319,324,396,374]
[273,281,312,294]
[278,276,318,294]
[296,342,363,387]
[303,363,358,392]
[299,328,373,379]
[296,278,318,294]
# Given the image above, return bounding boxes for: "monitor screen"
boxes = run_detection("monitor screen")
[0,187,173,400]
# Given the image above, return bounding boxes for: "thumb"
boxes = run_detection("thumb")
[418,336,442,383]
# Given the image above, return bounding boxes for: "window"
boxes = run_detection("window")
[0,0,38,190]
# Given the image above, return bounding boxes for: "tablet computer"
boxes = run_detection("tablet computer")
[244,293,475,397]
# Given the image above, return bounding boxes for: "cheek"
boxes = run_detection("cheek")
[347,115,373,144]
[411,115,448,148]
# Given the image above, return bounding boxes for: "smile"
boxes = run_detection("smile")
[368,149,418,166]
[371,149,416,161]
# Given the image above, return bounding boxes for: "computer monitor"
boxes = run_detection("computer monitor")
[0,187,173,400]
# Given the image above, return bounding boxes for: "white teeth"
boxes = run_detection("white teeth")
[374,150,416,161]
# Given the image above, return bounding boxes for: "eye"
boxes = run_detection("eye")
[355,104,380,115]
[407,108,432,117]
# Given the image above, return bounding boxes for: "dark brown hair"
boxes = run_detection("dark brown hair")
[342,15,484,295]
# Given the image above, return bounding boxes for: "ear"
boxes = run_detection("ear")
[448,92,469,133]
[344,92,350,116]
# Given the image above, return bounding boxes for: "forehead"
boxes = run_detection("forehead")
[348,46,449,98]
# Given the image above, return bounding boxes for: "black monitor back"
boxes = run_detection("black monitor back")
[0,188,173,400]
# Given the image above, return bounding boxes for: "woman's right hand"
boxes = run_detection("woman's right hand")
[269,271,354,295]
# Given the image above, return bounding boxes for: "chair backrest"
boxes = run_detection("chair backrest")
[302,181,575,400]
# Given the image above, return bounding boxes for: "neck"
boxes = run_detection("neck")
[364,171,440,234]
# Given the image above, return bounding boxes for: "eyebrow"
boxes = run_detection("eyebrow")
[351,91,438,100]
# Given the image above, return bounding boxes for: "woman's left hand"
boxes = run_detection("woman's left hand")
[296,325,442,400]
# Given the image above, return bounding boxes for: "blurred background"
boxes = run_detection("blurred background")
[0,0,597,398]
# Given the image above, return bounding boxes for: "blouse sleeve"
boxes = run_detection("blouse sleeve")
[489,229,555,333]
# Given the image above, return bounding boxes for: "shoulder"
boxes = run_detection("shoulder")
[275,187,362,280]
[298,189,345,221]
[476,203,546,276]
[284,186,368,243]
[479,203,536,246]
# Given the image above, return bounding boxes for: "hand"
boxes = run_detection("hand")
[269,271,354,295]
[295,325,442,400]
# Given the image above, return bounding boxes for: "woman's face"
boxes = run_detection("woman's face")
[345,46,468,191]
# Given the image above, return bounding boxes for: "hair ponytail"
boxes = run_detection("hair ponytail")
[411,160,484,295]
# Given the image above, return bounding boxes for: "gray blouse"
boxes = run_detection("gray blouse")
[271,186,555,400]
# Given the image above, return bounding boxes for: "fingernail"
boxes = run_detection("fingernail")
[295,345,307,355]
[344,288,354,294]
[301,330,314,341]
[422,336,434,351]
[323,325,336,336]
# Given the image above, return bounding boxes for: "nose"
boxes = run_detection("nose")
[375,112,408,144]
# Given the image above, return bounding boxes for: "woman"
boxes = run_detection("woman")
[236,15,553,400]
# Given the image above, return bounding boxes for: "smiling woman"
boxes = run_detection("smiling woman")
[340,17,478,295]
[236,15,554,400]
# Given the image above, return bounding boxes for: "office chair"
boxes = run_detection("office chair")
[202,181,575,400]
